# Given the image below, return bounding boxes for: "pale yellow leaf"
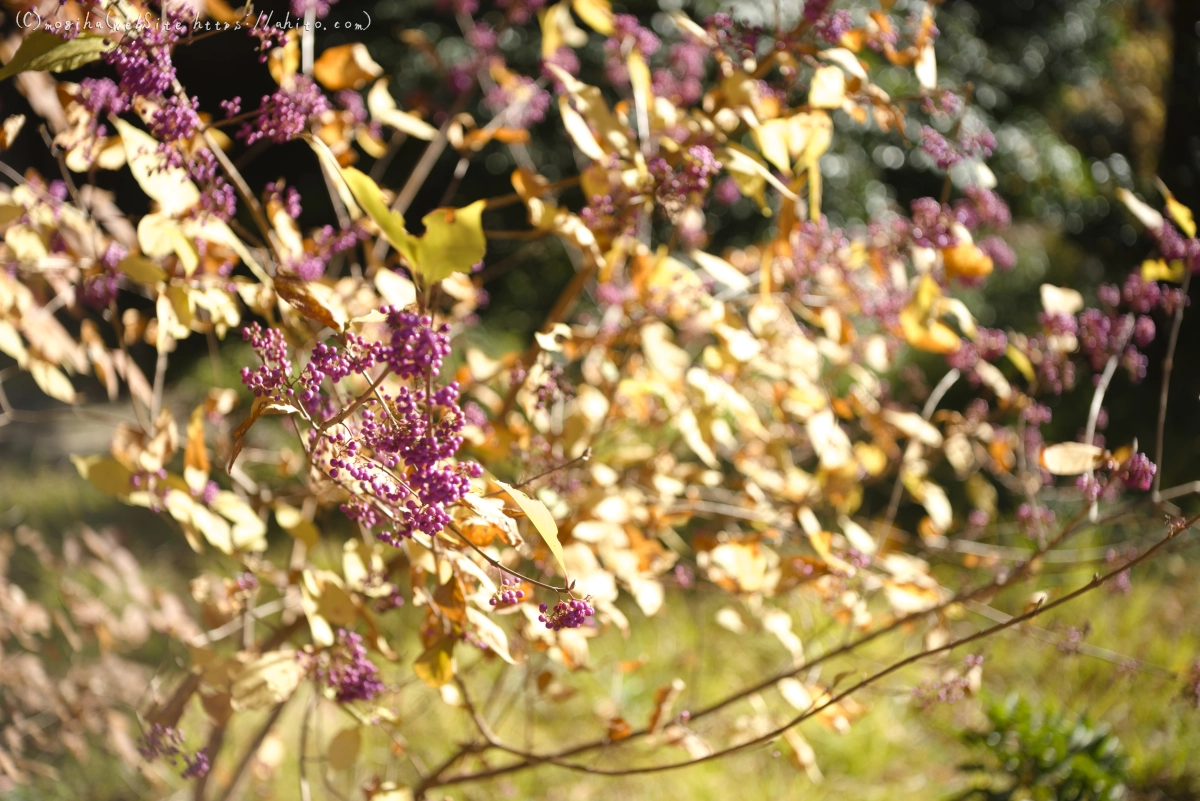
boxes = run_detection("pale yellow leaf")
[1039,442,1105,476]
[808,65,846,109]
[115,119,200,216]
[496,480,565,575]
[231,650,306,710]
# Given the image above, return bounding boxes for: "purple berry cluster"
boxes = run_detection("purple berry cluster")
[538,598,595,631]
[649,145,721,211]
[604,14,661,87]
[238,76,330,146]
[1015,503,1056,535]
[490,573,526,606]
[911,655,983,707]
[320,630,385,703]
[137,724,211,779]
[239,309,480,542]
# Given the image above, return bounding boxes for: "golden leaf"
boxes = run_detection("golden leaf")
[1156,178,1196,238]
[413,635,456,688]
[942,243,993,279]
[72,454,134,497]
[1141,258,1186,283]
[327,728,361,771]
[184,405,210,492]
[0,114,24,150]
[274,272,347,332]
[314,43,383,91]
[116,255,166,285]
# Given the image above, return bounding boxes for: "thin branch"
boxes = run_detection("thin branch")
[1153,268,1192,500]
[214,701,288,801]
[430,512,1195,787]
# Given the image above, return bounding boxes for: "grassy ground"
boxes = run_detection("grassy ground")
[4,458,1199,801]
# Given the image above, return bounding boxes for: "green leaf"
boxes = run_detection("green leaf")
[0,31,116,81]
[495,480,565,577]
[338,166,486,285]
[340,166,412,256]
[413,635,456,688]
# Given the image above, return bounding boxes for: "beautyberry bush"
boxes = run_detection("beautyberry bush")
[0,0,1195,798]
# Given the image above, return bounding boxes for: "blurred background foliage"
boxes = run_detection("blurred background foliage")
[2,0,1200,797]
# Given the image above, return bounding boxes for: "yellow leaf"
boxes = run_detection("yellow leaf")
[1039,284,1084,315]
[496,480,565,576]
[466,607,518,664]
[410,201,488,285]
[1156,178,1196,238]
[914,40,937,90]
[231,650,306,711]
[753,118,793,175]
[117,255,166,286]
[314,43,382,91]
[71,454,134,497]
[1141,258,1186,283]
[557,96,607,160]
[573,0,614,33]
[1039,442,1106,476]
[413,635,456,688]
[0,319,26,365]
[1006,344,1035,382]
[276,503,319,548]
[115,119,200,216]
[367,79,437,140]
[275,273,347,332]
[211,491,268,552]
[327,727,361,771]
[540,2,588,59]
[4,224,46,262]
[899,274,961,354]
[689,249,751,292]
[184,405,210,492]
[188,503,234,554]
[882,409,943,447]
[546,66,631,156]
[30,358,78,404]
[268,31,299,85]
[1115,188,1164,231]
[808,65,846,109]
[807,408,855,470]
